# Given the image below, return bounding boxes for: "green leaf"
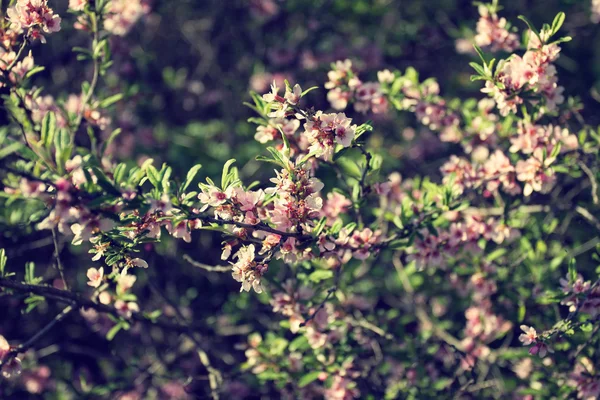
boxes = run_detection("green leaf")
[221,159,236,189]
[25,261,36,283]
[312,217,327,237]
[0,141,22,160]
[91,167,121,196]
[99,93,124,109]
[486,248,507,262]
[41,112,56,149]
[551,12,565,36]
[101,128,122,156]
[288,336,309,352]
[0,249,6,276]
[159,164,172,192]
[182,164,202,192]
[473,45,486,64]
[518,301,526,323]
[24,66,45,80]
[146,165,161,189]
[308,269,334,283]
[301,86,319,96]
[568,258,577,284]
[106,323,122,341]
[113,163,128,185]
[299,371,321,388]
[469,62,486,78]
[518,15,542,43]
[581,322,593,332]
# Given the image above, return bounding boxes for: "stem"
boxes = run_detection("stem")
[52,228,68,290]
[183,254,231,272]
[0,305,74,367]
[4,39,28,74]
[146,271,222,400]
[73,12,101,132]
[192,213,313,241]
[0,278,208,335]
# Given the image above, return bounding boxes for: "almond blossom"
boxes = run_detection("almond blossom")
[303,112,356,160]
[86,267,104,288]
[518,325,538,346]
[114,300,140,318]
[7,0,61,42]
[230,244,267,293]
[0,335,10,361]
[104,0,148,36]
[474,4,519,52]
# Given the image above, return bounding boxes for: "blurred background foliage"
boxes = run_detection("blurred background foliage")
[1,0,600,398]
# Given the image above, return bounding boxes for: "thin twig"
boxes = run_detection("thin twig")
[183,254,231,272]
[0,305,73,367]
[73,14,100,132]
[300,286,337,327]
[578,161,599,205]
[0,278,208,335]
[4,39,28,74]
[575,206,600,232]
[52,228,68,290]
[147,274,222,400]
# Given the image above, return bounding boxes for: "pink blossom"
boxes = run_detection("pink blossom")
[115,300,140,318]
[474,5,519,53]
[198,185,232,210]
[167,220,192,243]
[324,374,360,400]
[528,342,553,358]
[7,0,62,42]
[231,244,267,293]
[116,271,137,294]
[104,0,147,36]
[68,0,87,11]
[518,325,537,345]
[0,335,10,361]
[86,267,104,288]
[284,83,302,105]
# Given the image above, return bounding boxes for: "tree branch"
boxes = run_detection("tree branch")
[0,278,208,335]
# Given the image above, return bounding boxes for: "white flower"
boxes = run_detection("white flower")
[86,267,104,288]
[518,325,537,346]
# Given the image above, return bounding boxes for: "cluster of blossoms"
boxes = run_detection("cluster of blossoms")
[68,0,148,35]
[448,260,513,369]
[83,262,144,324]
[230,244,268,293]
[256,81,361,162]
[261,81,303,118]
[0,49,34,88]
[325,59,389,114]
[103,0,149,36]
[482,29,565,116]
[440,121,578,197]
[560,273,600,317]
[6,0,61,42]
[474,4,519,52]
[568,360,600,400]
[303,112,357,160]
[23,91,112,130]
[518,325,553,357]
[270,280,315,332]
[265,161,324,232]
[251,285,365,399]
[407,214,516,270]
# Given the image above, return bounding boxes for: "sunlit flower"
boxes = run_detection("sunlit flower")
[86,267,104,288]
